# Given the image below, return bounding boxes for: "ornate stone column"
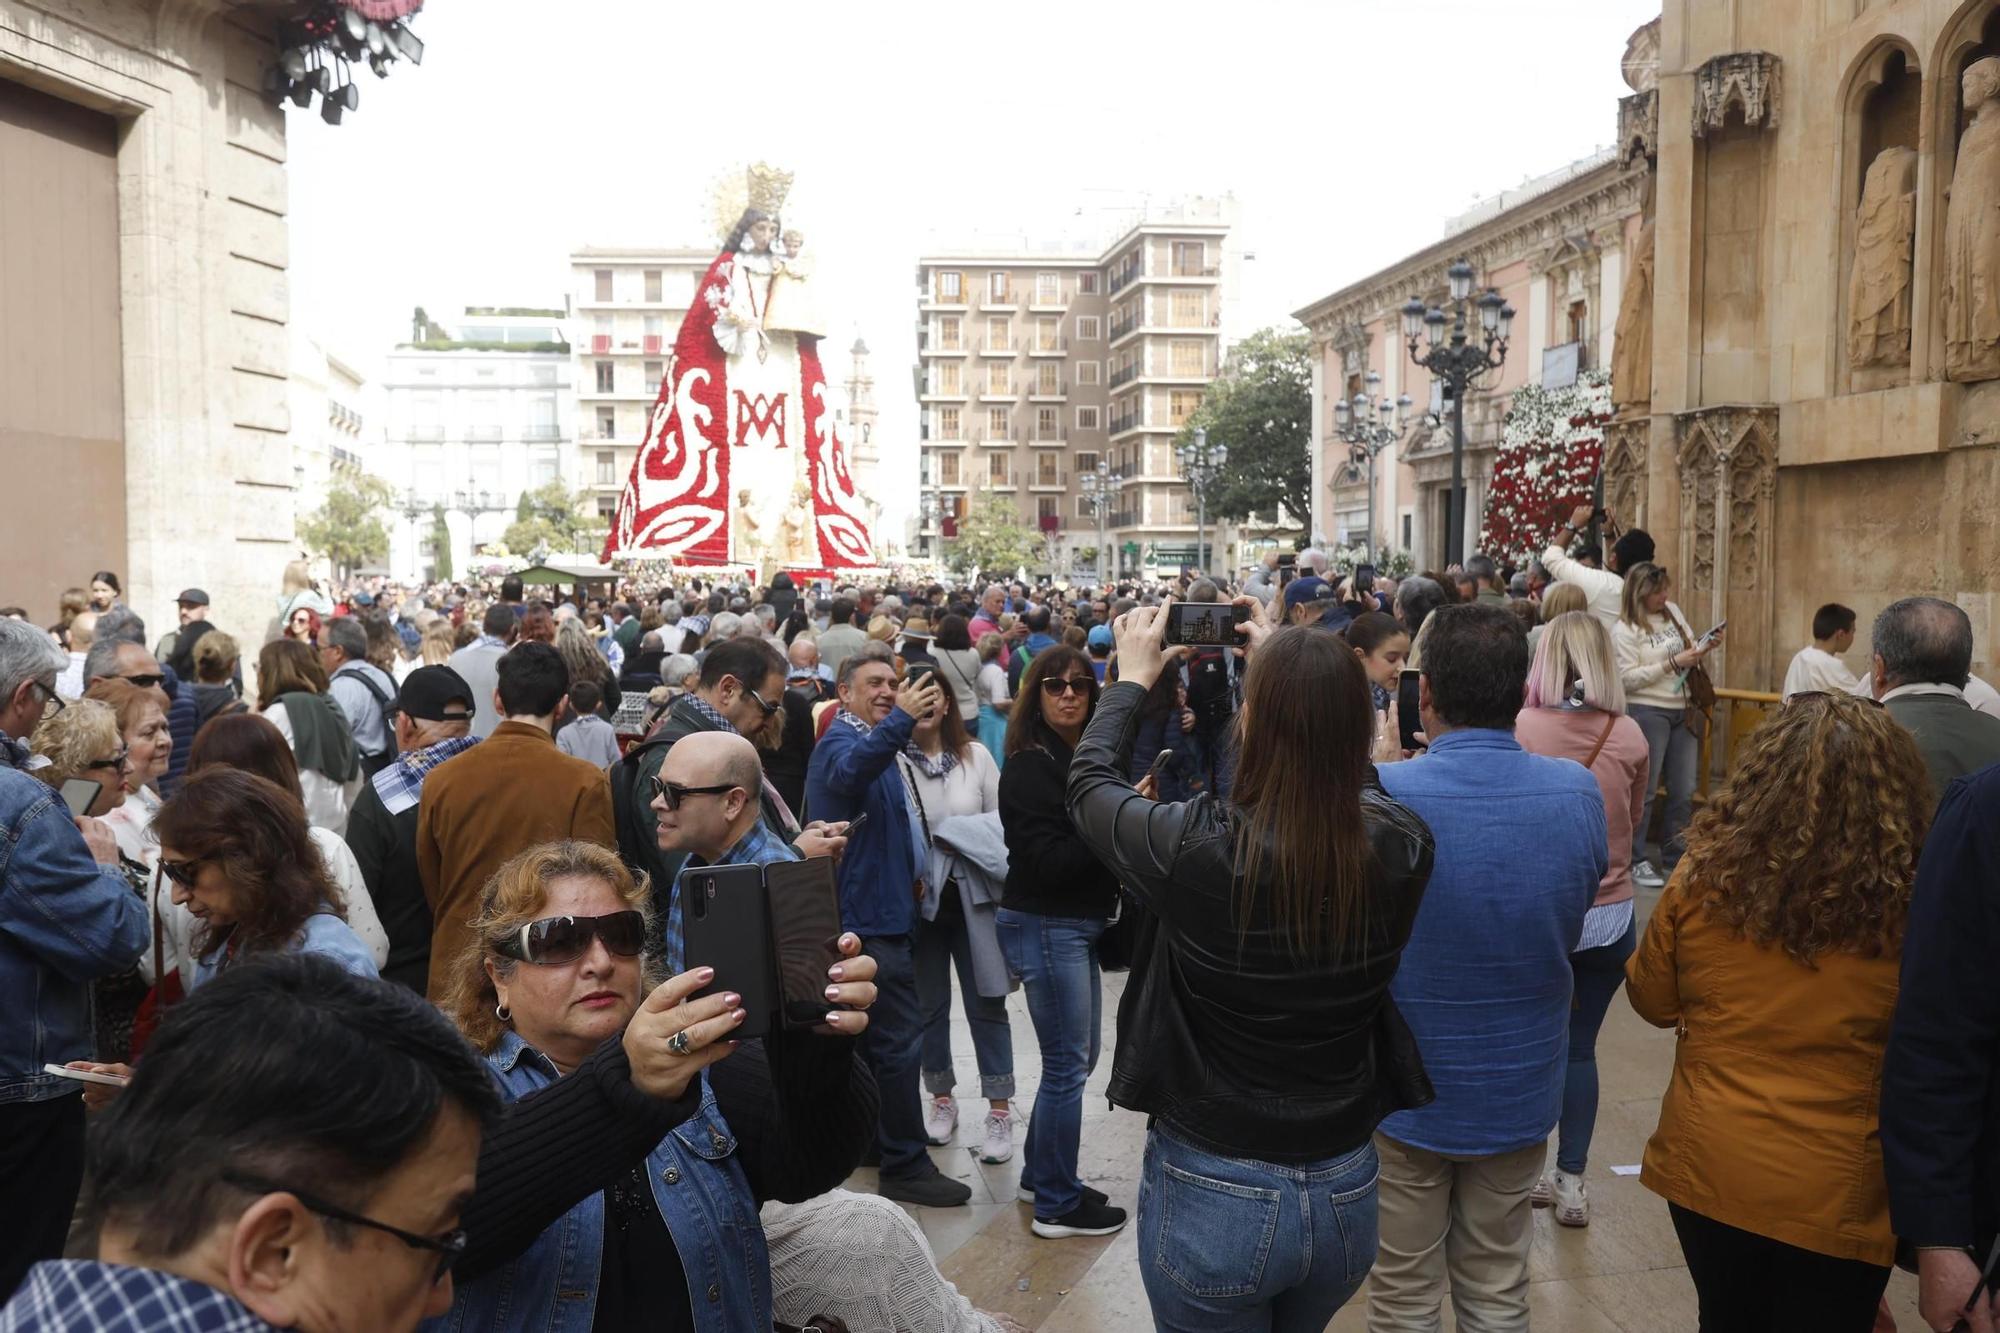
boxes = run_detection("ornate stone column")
[1601,416,1651,532]
[1691,52,1782,136]
[1673,406,1778,688]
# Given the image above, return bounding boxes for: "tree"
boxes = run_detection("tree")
[1175,326,1314,538]
[945,490,1036,577]
[430,503,453,582]
[501,481,596,556]
[298,472,393,580]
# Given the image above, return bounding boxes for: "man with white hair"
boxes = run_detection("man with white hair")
[1298,547,1330,578]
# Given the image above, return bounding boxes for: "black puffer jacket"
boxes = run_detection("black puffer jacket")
[1068,680,1437,1163]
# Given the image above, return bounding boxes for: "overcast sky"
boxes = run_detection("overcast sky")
[289,0,1659,534]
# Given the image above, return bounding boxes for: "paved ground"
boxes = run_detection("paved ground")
[842,883,1930,1330]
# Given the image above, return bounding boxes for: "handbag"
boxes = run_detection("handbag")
[128,866,184,1059]
[1096,890,1142,973]
[1666,607,1717,733]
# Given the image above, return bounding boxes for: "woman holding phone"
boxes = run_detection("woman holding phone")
[1612,563,1721,888]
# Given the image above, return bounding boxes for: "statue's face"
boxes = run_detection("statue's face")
[748,218,776,251]
[1965,59,2000,113]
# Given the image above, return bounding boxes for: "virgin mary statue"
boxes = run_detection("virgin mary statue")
[602,164,874,571]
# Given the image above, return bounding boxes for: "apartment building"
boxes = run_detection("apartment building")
[914,200,1233,576]
[567,247,716,523]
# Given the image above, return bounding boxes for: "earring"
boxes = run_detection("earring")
[495,1002,511,1022]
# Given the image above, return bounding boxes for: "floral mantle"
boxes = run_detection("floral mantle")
[1479,370,1613,564]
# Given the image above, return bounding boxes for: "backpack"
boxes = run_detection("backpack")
[610,735,682,927]
[342,666,401,778]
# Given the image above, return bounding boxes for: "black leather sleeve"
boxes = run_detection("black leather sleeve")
[1066,681,1201,917]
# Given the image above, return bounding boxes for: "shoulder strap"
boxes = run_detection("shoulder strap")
[898,756,936,848]
[1583,712,1619,768]
[345,665,399,713]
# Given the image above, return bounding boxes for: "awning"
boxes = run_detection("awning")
[336,0,424,19]
[513,563,618,586]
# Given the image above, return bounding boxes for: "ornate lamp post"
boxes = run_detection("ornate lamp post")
[1400,258,1514,567]
[1077,460,1124,587]
[1332,370,1412,560]
[1174,427,1228,576]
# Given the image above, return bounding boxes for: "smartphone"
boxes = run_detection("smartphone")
[1396,668,1424,752]
[681,864,778,1041]
[839,811,869,842]
[764,857,847,1031]
[1145,748,1174,786]
[43,1063,129,1088]
[1161,602,1250,647]
[1698,619,1727,645]
[59,778,101,818]
[1354,564,1377,596]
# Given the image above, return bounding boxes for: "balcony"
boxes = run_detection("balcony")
[920,385,970,401]
[1108,264,1144,295]
[1029,470,1068,491]
[979,386,1016,402]
[988,469,1019,491]
[1028,337,1068,357]
[1108,411,1143,436]
[590,335,611,354]
[924,287,969,309]
[1028,435,1067,448]
[642,335,662,354]
[1167,262,1221,279]
[920,340,969,356]
[1027,381,1068,400]
[1108,362,1140,389]
[522,424,562,442]
[969,432,1015,447]
[1029,290,1066,313]
[464,425,503,442]
[980,287,1019,310]
[978,336,1015,357]
[408,424,445,442]
[1106,315,1139,343]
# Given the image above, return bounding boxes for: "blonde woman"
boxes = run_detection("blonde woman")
[1611,563,1721,888]
[1627,693,1931,1326]
[1513,611,1650,1225]
[1525,582,1588,659]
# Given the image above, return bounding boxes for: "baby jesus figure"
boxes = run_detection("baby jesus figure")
[763,229,824,342]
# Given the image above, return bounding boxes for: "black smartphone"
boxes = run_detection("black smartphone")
[682,864,777,1041]
[59,778,101,818]
[1145,747,1174,786]
[840,811,869,842]
[1396,668,1424,752]
[764,857,846,1031]
[1161,601,1250,647]
[1354,564,1377,596]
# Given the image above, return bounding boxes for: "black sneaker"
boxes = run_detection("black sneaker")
[1017,1182,1109,1208]
[1031,1197,1127,1238]
[878,1168,972,1208]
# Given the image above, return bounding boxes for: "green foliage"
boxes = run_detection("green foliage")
[297,473,394,579]
[430,503,453,582]
[501,480,597,556]
[945,491,1037,577]
[1175,327,1313,535]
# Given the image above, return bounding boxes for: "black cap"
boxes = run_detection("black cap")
[175,588,210,607]
[399,665,476,723]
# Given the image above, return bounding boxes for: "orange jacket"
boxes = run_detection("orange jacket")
[1625,870,1902,1265]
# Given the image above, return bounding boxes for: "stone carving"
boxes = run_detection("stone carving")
[1611,221,1655,412]
[1849,146,1919,370]
[1673,406,1779,685]
[1332,321,1370,374]
[1620,91,1660,168]
[1623,18,1661,94]
[1602,417,1649,531]
[1692,52,1782,137]
[1945,58,2000,383]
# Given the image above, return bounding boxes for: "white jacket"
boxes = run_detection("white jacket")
[1542,542,1626,624]
[1613,604,1694,711]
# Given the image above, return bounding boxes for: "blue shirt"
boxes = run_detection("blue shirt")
[1,1262,276,1333]
[803,708,920,938]
[1375,729,1606,1155]
[664,821,801,972]
[187,913,379,992]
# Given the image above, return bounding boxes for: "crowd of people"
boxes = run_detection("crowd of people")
[4,517,2000,1332]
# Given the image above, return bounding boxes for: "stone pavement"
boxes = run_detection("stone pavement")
[843,885,1931,1330]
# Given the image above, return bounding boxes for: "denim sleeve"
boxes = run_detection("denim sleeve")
[813,711,914,799]
[0,790,149,982]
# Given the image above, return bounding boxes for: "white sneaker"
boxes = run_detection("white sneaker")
[1530,1173,1554,1208]
[924,1096,958,1147]
[1632,859,1666,889]
[980,1110,1015,1164]
[1549,1169,1589,1227]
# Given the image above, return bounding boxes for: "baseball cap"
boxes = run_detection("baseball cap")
[1283,576,1335,610]
[175,588,210,607]
[1087,624,1114,649]
[399,665,477,723]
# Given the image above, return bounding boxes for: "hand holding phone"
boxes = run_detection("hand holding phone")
[1396,668,1425,752]
[45,1062,129,1088]
[59,778,102,818]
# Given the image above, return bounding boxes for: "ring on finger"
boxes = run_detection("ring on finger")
[667,1029,693,1057]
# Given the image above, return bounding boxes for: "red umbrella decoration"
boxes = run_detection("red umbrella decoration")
[262,0,425,123]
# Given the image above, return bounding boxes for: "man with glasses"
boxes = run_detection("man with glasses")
[0,620,150,1300]
[0,954,498,1330]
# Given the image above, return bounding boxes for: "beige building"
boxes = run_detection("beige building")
[287,333,371,585]
[915,200,1236,577]
[2,0,302,637]
[567,248,716,527]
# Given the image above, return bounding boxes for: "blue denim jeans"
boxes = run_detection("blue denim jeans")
[1630,703,1698,869]
[1139,1128,1380,1333]
[859,933,931,1179]
[995,908,1103,1217]
[915,893,1015,1100]
[1557,918,1638,1174]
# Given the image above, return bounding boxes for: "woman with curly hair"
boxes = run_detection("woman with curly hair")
[1626,691,1932,1329]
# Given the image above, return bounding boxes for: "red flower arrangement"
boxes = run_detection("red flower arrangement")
[1479,371,1613,564]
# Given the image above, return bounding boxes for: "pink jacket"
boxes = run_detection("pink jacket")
[1514,707,1648,908]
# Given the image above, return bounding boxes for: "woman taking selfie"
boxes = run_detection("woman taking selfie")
[1627,692,1930,1328]
[1068,598,1436,1329]
[998,645,1121,1238]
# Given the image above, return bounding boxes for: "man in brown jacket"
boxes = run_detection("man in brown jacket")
[417,641,615,1000]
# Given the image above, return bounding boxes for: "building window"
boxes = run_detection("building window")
[1169,290,1207,327]
[1402,513,1413,549]
[643,360,663,387]
[1036,454,1060,485]
[645,269,662,302]
[1037,406,1059,439]
[1172,241,1206,276]
[986,316,1010,351]
[1036,272,1060,304]
[1568,300,1588,345]
[530,364,556,385]
[989,271,1010,302]
[988,451,1010,484]
[594,269,613,302]
[937,270,962,302]
[595,361,615,393]
[596,406,616,439]
[1078,271,1100,295]
[937,406,961,438]
[597,494,618,519]
[938,315,961,349]
[1170,389,1203,425]
[987,406,1010,437]
[1075,315,1101,341]
[1036,362,1060,394]
[937,362,961,395]
[643,313,663,339]
[1036,317,1060,352]
[1076,360,1100,385]
[1076,451,1101,474]
[1170,340,1205,376]
[1038,497,1059,520]
[986,363,1010,395]
[1076,406,1100,431]
[595,450,617,485]
[939,451,962,486]
[1076,496,1095,519]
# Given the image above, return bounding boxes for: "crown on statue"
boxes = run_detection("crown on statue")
[746,162,794,215]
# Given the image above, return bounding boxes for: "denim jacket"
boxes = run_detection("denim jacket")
[0,742,151,1104]
[431,1030,769,1333]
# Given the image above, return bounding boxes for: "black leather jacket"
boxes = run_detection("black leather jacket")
[1068,680,1437,1163]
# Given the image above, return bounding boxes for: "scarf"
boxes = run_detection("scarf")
[372,734,481,817]
[278,691,359,783]
[901,740,959,780]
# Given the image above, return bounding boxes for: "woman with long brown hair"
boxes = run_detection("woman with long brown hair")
[1627,692,1930,1328]
[1065,598,1435,1329]
[255,637,360,836]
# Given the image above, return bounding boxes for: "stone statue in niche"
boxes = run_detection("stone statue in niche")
[1848,146,1918,369]
[1944,58,2000,383]
[1611,220,1655,412]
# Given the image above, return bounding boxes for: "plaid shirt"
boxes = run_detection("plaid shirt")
[678,691,737,735]
[664,820,800,972]
[370,733,481,817]
[0,1262,278,1333]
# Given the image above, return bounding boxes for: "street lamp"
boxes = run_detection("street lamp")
[1401,257,1513,566]
[1174,427,1228,576]
[1077,460,1125,586]
[1332,370,1413,560]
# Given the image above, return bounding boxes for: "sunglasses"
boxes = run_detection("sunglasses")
[221,1170,465,1285]
[30,681,64,719]
[645,776,738,811]
[494,909,647,966]
[743,685,781,717]
[119,673,165,690]
[159,857,205,888]
[1039,677,1094,697]
[82,749,131,775]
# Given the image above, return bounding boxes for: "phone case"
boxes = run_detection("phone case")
[681,864,779,1041]
[763,858,846,1031]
